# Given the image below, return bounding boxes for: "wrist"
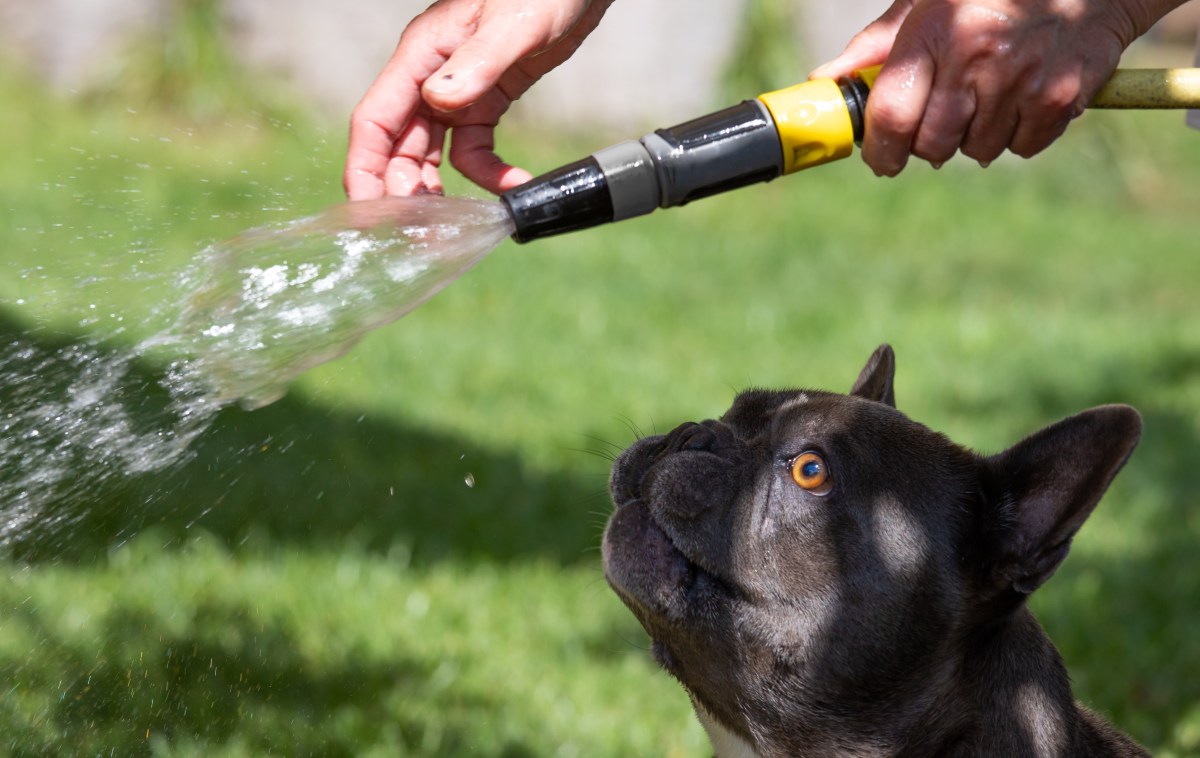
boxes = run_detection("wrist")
[1106,0,1192,46]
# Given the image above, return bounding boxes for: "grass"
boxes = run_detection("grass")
[3,45,1200,755]
[2,535,703,756]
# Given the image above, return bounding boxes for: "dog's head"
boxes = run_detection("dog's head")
[602,345,1140,755]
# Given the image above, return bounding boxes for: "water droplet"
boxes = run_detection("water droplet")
[464,473,475,488]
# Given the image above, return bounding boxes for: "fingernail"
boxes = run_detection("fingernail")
[978,160,990,169]
[930,161,943,170]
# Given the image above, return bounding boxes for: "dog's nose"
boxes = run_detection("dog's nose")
[666,421,718,453]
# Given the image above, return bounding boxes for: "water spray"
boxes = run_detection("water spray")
[500,66,1200,243]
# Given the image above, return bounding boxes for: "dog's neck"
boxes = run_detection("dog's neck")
[695,703,760,758]
[698,607,1081,758]
[886,607,1078,757]
[940,607,1074,756]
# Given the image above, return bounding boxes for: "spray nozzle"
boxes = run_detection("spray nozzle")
[500,70,876,244]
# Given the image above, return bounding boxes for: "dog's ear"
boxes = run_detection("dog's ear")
[850,344,896,408]
[983,405,1141,595]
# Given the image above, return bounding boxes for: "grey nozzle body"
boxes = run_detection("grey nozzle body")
[640,99,783,207]
[591,140,660,221]
[501,99,785,243]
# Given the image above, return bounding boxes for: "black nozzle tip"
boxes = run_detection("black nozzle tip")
[499,157,614,243]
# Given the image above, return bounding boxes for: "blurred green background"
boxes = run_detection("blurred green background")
[3,1,1200,755]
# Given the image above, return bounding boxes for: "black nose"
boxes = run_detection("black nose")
[666,421,718,453]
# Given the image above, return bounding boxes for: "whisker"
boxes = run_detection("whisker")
[567,445,619,463]
[615,414,646,442]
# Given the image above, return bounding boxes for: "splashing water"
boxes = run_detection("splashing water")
[1,195,515,547]
[0,337,214,546]
[166,195,515,409]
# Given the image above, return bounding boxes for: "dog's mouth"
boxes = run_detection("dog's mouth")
[602,437,737,624]
[602,434,762,740]
[603,496,732,620]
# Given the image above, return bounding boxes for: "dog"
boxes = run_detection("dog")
[602,345,1146,757]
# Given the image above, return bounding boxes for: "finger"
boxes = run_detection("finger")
[1008,104,1075,161]
[344,116,392,200]
[345,25,450,199]
[384,110,437,197]
[809,0,913,80]
[1009,112,1070,160]
[861,54,935,176]
[910,71,975,166]
[422,11,567,112]
[1008,72,1086,158]
[347,76,432,199]
[448,124,533,195]
[421,121,447,194]
[959,86,1021,166]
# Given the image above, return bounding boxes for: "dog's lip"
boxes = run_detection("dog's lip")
[613,494,738,601]
[608,438,743,604]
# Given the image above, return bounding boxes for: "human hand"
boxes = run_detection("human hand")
[344,0,614,200]
[810,0,1179,176]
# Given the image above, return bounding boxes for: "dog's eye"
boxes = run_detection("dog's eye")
[790,452,832,495]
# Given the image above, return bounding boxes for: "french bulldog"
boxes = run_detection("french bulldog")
[602,345,1146,757]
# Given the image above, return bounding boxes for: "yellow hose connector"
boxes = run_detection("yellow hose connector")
[758,78,857,175]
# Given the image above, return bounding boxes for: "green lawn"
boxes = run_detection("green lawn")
[3,56,1200,755]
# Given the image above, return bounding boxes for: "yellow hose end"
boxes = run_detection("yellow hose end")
[1091,68,1200,109]
[853,64,882,89]
[758,78,856,174]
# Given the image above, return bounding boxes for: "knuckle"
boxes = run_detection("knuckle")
[910,126,958,164]
[1038,88,1080,117]
[1025,75,1087,121]
[868,98,918,136]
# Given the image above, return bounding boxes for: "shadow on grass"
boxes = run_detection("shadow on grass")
[0,313,607,567]
[5,599,542,757]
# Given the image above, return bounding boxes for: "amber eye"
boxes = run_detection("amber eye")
[790,452,832,495]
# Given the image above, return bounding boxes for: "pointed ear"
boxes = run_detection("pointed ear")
[850,344,896,408]
[984,405,1141,595]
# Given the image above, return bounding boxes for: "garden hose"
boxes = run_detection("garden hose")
[500,66,1200,243]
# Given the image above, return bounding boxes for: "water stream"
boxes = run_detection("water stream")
[0,195,515,546]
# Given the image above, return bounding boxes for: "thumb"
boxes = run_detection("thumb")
[808,0,914,81]
[422,15,558,111]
